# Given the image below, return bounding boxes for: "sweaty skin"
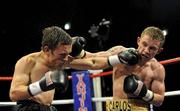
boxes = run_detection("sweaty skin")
[9,44,72,106]
[70,35,165,107]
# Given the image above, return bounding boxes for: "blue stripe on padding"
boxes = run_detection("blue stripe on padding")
[72,71,92,111]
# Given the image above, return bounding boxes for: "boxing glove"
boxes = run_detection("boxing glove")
[123,74,154,102]
[28,70,68,96]
[69,36,86,58]
[108,48,139,66]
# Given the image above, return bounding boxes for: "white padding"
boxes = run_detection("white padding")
[134,80,144,96]
[76,49,85,58]
[28,81,42,96]
[108,55,121,66]
[143,90,154,102]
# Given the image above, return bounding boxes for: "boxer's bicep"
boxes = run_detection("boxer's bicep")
[107,46,126,55]
[10,57,35,101]
[85,46,126,58]
[150,65,165,106]
[151,65,165,96]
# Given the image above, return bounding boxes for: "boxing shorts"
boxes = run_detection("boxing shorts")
[106,99,149,111]
[15,100,57,111]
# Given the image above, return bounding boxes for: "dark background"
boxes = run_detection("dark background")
[0,0,179,111]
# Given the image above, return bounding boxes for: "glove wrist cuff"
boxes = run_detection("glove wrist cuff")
[76,49,86,58]
[108,55,121,66]
[28,81,42,96]
[143,90,154,102]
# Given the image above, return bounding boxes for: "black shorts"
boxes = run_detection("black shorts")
[14,100,57,111]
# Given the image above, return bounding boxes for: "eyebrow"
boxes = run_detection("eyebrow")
[58,51,68,55]
[143,41,159,48]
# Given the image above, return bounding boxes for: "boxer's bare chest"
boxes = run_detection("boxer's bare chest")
[30,62,50,83]
[29,61,55,104]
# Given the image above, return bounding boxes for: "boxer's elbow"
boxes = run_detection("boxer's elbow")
[153,101,163,107]
[9,90,19,101]
[9,88,29,101]
[152,95,164,107]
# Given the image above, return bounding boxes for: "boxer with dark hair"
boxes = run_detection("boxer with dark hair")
[9,26,86,111]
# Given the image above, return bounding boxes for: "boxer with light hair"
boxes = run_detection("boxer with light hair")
[69,26,166,111]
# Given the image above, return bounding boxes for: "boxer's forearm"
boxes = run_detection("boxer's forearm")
[69,57,109,70]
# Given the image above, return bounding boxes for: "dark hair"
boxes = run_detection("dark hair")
[41,26,72,50]
[141,26,165,47]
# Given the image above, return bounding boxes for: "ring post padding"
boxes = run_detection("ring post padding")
[72,70,93,111]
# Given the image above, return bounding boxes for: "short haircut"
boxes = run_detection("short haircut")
[41,26,72,50]
[141,26,165,47]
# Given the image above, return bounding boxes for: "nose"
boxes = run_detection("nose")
[63,55,68,61]
[144,47,150,54]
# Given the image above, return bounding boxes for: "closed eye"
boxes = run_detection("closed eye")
[59,54,68,59]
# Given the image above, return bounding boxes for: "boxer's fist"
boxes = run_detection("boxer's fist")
[70,36,86,58]
[28,70,68,96]
[118,48,139,65]
[123,74,154,102]
[108,48,139,66]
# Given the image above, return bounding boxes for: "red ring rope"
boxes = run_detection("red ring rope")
[0,57,179,81]
[90,57,180,78]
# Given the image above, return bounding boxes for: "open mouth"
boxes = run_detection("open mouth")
[141,54,149,59]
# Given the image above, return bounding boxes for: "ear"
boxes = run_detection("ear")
[137,37,141,45]
[42,45,49,52]
[157,48,163,54]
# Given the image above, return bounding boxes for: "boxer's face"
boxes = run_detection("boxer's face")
[48,44,72,68]
[137,34,162,62]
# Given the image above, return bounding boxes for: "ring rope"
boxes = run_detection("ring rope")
[0,90,180,106]
[0,57,179,81]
